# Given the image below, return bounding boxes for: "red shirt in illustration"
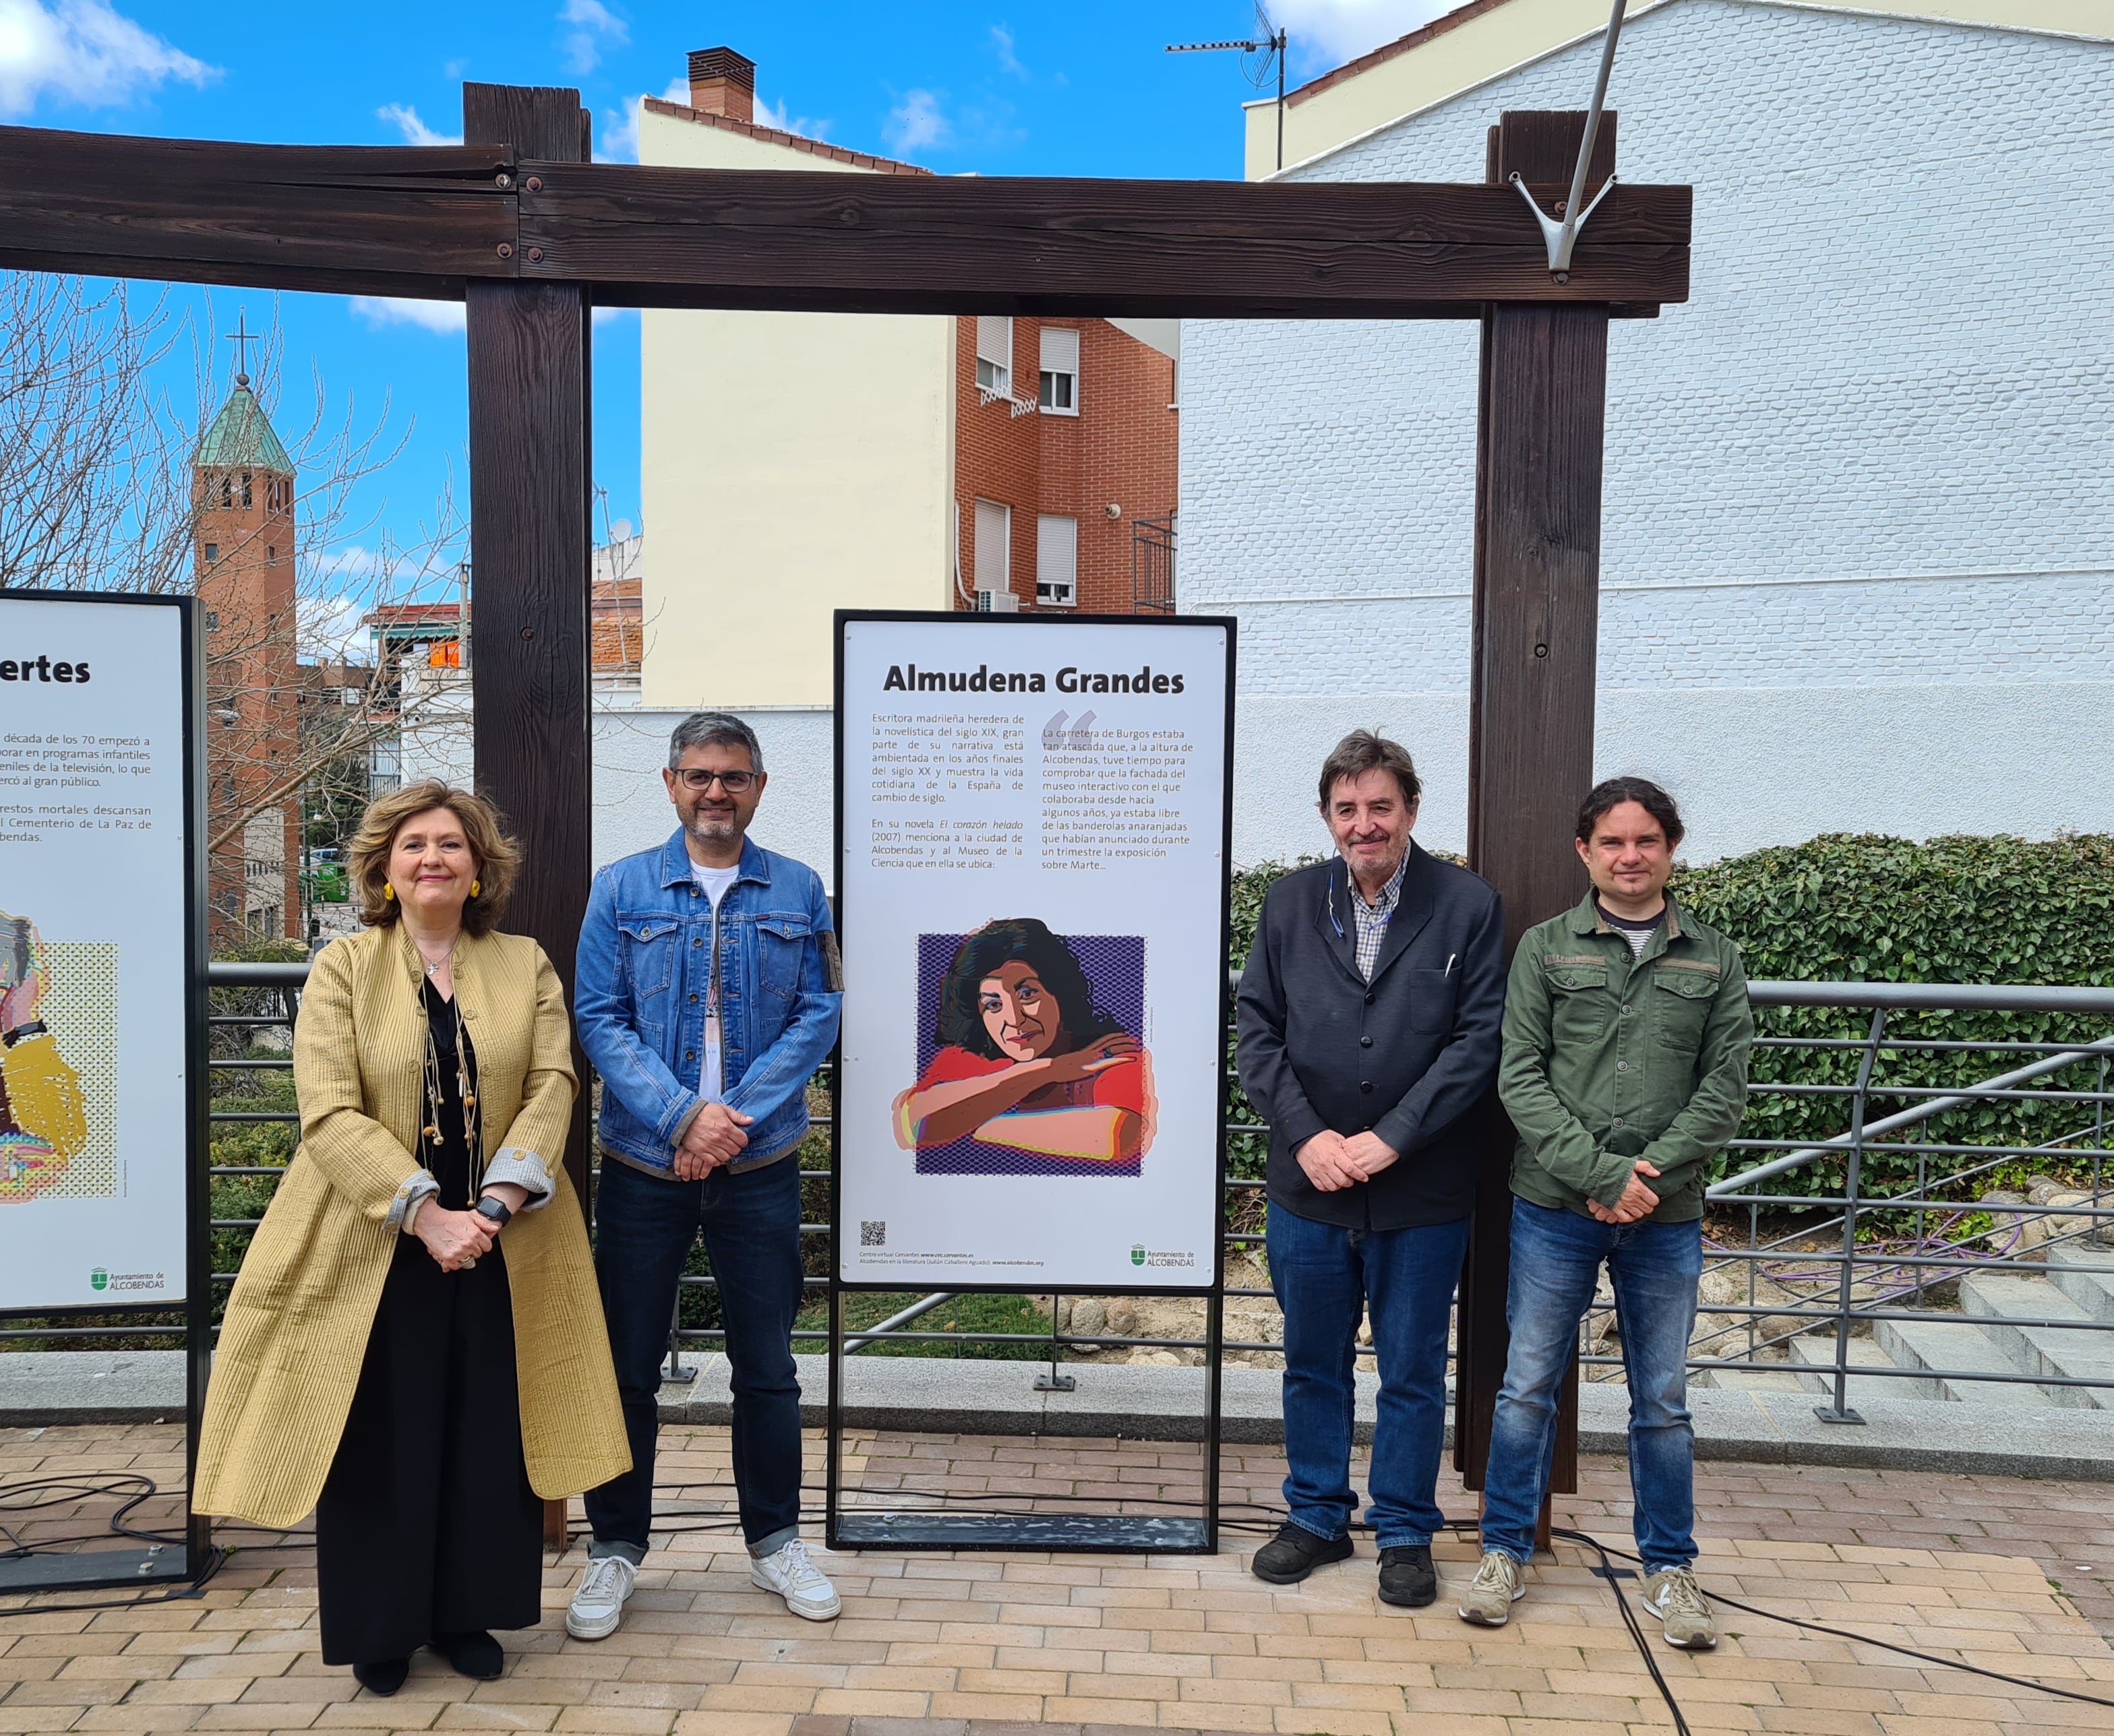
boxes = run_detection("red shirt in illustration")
[912,1045,1150,1117]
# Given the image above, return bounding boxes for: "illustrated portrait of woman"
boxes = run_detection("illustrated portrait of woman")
[0,911,90,1201]
[893,918,1155,1165]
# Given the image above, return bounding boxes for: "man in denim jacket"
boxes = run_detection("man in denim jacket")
[567,712,843,1638]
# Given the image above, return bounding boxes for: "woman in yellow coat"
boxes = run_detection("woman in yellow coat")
[195,782,628,1695]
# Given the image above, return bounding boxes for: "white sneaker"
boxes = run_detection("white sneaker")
[566,1555,638,1640]
[749,1537,841,1620]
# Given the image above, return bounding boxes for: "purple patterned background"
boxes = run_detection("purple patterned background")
[911,929,1146,1178]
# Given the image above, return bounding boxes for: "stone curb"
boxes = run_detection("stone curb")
[8,1349,2114,1481]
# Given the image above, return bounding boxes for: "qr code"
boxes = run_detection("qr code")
[859,1220,886,1247]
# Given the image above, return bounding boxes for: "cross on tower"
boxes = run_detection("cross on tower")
[224,312,258,388]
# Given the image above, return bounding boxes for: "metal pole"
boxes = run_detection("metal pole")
[1555,0,1627,262]
[1035,1290,1076,1392]
[1817,1007,1884,1425]
[663,1285,696,1384]
[1275,32,1286,173]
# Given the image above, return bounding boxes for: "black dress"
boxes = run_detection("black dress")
[314,979,546,1667]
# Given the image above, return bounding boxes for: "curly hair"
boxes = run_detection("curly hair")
[348,780,520,937]
[1575,776,1686,848]
[936,919,1126,1061]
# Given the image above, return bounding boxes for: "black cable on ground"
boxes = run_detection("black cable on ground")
[1558,1528,2114,1714]
[14,1468,2105,1718]
[1548,1528,1693,1735]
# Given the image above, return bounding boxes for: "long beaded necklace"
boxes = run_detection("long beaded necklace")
[417,944,483,1192]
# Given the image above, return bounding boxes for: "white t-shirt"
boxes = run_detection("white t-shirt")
[692,864,740,1098]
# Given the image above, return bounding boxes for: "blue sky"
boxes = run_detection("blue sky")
[1,0,1445,617]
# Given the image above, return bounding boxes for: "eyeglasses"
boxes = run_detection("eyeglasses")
[675,768,757,793]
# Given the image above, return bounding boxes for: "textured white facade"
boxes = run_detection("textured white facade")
[396,698,835,884]
[1184,0,2114,867]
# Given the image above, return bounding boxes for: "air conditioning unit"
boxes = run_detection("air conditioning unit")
[975,588,1021,613]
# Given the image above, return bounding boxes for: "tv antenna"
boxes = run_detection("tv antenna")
[1168,3,1289,174]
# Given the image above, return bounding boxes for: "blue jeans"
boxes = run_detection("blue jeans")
[585,1152,807,1559]
[1267,1204,1470,1549]
[1481,1198,1703,1570]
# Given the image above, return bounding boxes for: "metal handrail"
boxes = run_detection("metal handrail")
[22,962,2101,1402]
[1711,1031,2114,1197]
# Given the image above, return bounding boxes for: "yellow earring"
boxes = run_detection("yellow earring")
[470,879,481,898]
[383,883,396,901]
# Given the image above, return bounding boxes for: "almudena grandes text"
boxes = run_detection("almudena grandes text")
[880,664,1188,695]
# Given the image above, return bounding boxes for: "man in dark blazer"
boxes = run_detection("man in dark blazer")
[1236,730,1505,1608]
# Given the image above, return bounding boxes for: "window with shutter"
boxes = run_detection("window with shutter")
[1037,326,1079,414]
[975,316,1013,396]
[1036,514,1077,607]
[973,499,1011,598]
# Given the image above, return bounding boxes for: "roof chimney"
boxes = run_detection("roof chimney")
[688,46,755,123]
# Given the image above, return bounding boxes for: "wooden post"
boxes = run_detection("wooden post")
[463,83,595,1552]
[1457,111,1617,1543]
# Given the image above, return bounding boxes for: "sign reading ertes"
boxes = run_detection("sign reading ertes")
[835,611,1234,1292]
[0,594,200,1312]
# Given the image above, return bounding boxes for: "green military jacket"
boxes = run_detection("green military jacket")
[1499,891,1753,1223]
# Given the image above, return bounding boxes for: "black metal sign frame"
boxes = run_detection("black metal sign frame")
[0,589,210,1592]
[826,608,1237,1553]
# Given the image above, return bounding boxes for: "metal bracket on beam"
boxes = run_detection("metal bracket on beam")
[1509,0,1629,278]
[1509,172,1619,279]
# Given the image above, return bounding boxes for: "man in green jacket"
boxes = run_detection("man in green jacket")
[1459,778,1752,1650]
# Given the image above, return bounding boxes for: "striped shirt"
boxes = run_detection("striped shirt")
[1348,852,1410,982]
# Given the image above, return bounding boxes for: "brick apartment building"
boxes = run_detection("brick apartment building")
[637,49,1180,710]
[193,366,301,945]
[955,313,1178,615]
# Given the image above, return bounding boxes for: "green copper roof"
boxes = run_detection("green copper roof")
[197,381,293,473]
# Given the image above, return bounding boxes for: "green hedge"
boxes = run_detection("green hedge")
[1677,833,2114,1196]
[1226,836,2114,1200]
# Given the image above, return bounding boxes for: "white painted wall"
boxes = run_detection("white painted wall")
[638,107,955,710]
[397,698,836,884]
[1189,0,2114,865]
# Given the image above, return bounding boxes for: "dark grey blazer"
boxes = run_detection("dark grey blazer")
[1234,842,1505,1231]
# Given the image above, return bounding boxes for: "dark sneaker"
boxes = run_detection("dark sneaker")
[1377,1544,1437,1607]
[352,1656,409,1696]
[1250,1520,1354,1584]
[433,1630,504,1680]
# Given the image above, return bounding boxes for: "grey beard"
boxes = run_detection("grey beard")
[689,814,741,845]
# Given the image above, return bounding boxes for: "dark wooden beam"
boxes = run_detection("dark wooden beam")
[0,125,511,299]
[463,82,593,1557]
[518,166,1687,317]
[0,119,1688,316]
[1456,111,1612,1516]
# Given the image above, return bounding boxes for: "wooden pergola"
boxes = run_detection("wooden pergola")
[0,85,1691,1513]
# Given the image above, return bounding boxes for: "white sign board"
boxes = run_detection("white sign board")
[0,594,195,1311]
[836,612,1233,1291]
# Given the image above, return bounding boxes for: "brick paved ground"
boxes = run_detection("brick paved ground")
[3,1422,2112,1735]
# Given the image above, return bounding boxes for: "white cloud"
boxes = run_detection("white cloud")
[0,0,214,117]
[599,74,685,161]
[351,296,465,334]
[298,592,369,660]
[351,295,629,332]
[884,88,950,155]
[752,93,831,140]
[558,0,626,76]
[990,24,1027,80]
[1268,0,1455,74]
[376,101,460,147]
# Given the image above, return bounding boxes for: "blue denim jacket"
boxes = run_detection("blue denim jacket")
[576,830,841,1175]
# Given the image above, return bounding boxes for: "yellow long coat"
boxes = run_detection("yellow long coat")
[193,923,630,1528]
